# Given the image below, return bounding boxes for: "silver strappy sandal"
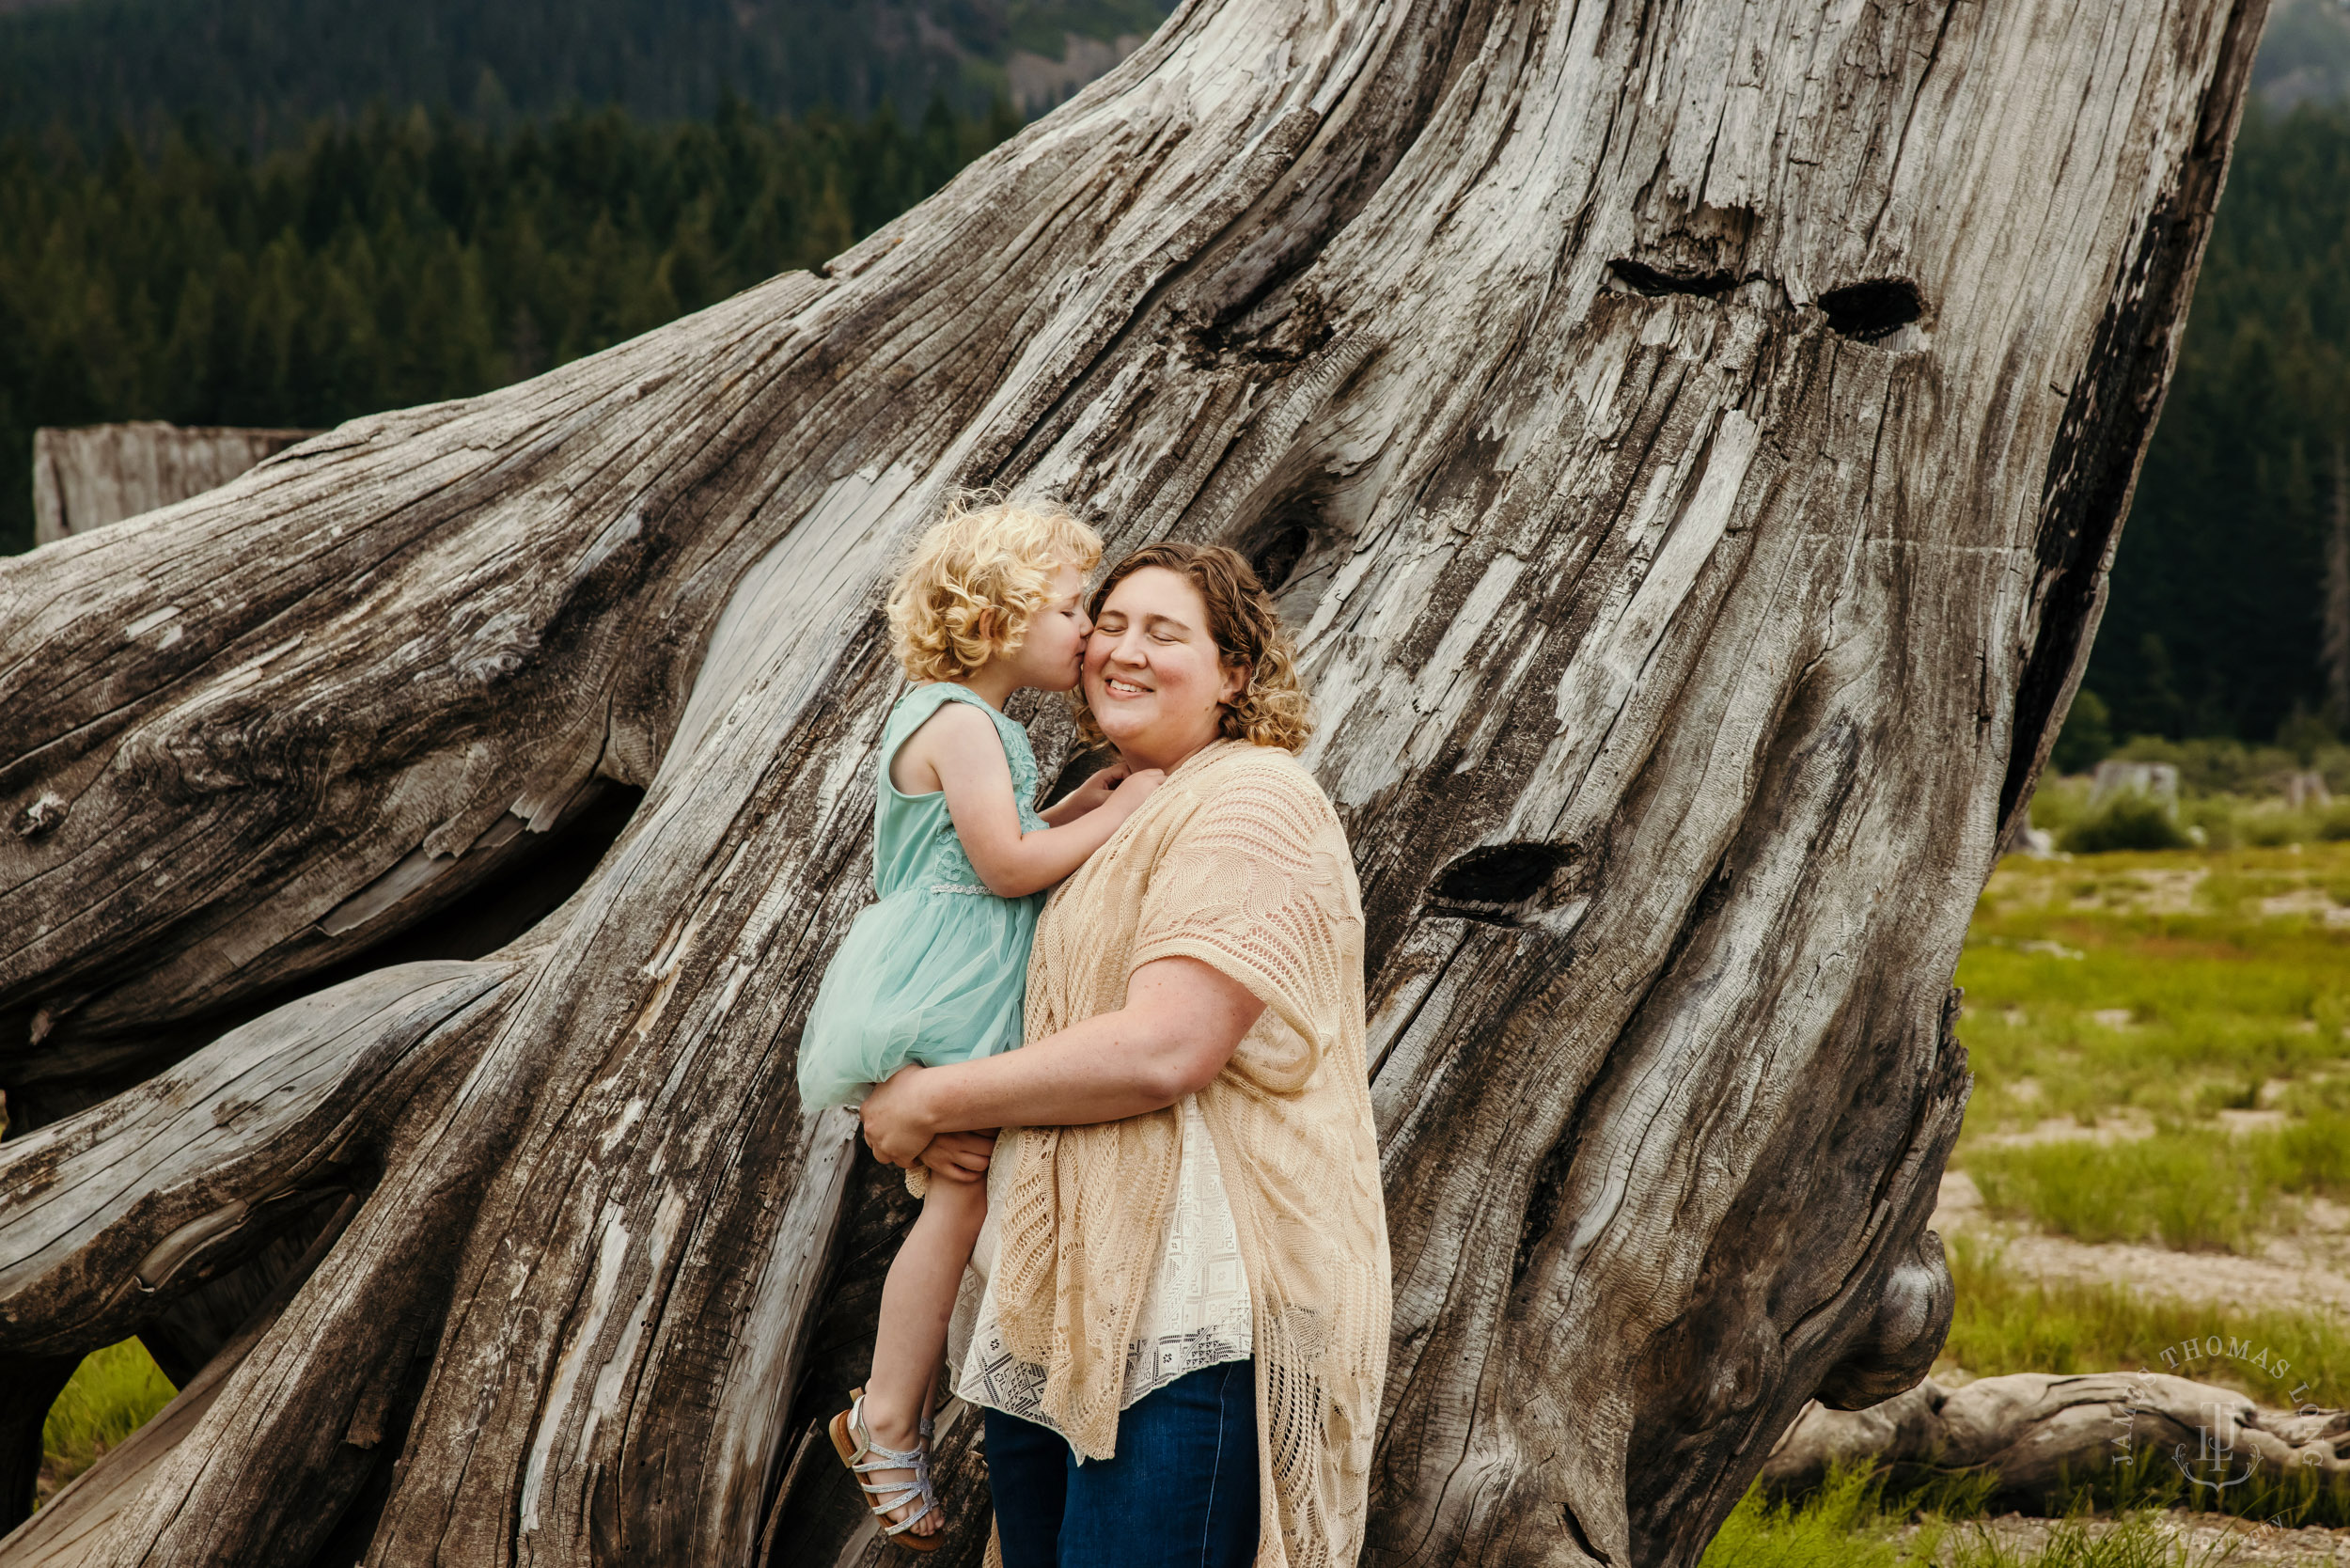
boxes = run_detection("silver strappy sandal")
[827,1388,942,1551]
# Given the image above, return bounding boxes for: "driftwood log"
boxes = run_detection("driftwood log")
[30,424,317,545]
[0,0,2263,1562]
[1766,1373,2350,1513]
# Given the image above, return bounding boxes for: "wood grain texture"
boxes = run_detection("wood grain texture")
[0,962,507,1358]
[0,0,2259,1562]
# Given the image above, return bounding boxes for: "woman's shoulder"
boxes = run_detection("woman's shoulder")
[1179,744,1340,826]
[1191,740,1320,783]
[1152,745,1362,930]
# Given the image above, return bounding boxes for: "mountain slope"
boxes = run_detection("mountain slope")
[0,0,1173,142]
[2256,0,2350,109]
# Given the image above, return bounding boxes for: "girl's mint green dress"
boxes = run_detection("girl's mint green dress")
[797,683,1048,1109]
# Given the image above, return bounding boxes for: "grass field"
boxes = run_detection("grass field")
[1938,1233,2350,1398]
[1761,836,2350,1562]
[1699,1463,2311,1567]
[39,1340,173,1502]
[1952,842,2350,1251]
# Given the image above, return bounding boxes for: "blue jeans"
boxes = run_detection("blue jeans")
[985,1360,1260,1568]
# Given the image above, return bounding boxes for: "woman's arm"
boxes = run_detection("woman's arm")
[904,704,1160,897]
[859,956,1264,1166]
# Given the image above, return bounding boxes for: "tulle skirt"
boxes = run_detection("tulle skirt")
[796,885,1042,1110]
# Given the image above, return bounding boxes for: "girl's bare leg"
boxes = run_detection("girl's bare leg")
[861,1174,988,1535]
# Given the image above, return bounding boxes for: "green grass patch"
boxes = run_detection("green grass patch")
[2060,797,2193,855]
[1965,1111,2350,1253]
[1701,1464,1915,1567]
[1953,844,2350,1253]
[1953,844,2350,1149]
[40,1340,174,1498]
[1933,1512,2242,1568]
[1700,1461,2275,1567]
[1967,1132,2265,1252]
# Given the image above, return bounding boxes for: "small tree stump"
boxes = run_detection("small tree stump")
[32,423,317,544]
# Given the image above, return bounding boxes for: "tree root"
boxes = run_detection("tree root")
[1766,1372,2350,1513]
[0,962,510,1360]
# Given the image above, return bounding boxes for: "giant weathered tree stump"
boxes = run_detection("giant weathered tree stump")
[0,0,2263,1562]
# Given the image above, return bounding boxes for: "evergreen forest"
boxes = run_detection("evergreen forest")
[2084,102,2350,746]
[0,96,1019,554]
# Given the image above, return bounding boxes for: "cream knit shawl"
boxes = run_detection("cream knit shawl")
[992,741,1390,1568]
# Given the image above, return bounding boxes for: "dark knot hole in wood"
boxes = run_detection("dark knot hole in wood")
[1246,513,1316,594]
[1607,259,1738,298]
[1819,278,1925,342]
[1428,841,1577,906]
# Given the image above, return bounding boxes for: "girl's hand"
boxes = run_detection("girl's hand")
[859,1064,934,1167]
[1058,762,1132,817]
[917,1130,997,1184]
[1110,767,1166,808]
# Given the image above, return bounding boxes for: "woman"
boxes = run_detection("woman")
[858,541,1390,1568]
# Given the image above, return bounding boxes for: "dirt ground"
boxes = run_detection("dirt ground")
[1933,1172,2350,1316]
[1925,1173,2350,1562]
[1905,1511,2350,1564]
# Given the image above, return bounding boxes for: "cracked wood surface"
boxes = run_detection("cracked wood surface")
[0,0,2260,1562]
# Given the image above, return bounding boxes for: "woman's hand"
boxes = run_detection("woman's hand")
[852,958,1264,1141]
[859,1064,936,1167]
[917,1130,997,1184]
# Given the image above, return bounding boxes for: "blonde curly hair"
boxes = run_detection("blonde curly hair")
[1073,541,1313,754]
[886,493,1104,682]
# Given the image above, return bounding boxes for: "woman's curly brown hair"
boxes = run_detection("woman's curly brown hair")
[885,492,1104,682]
[1073,541,1313,754]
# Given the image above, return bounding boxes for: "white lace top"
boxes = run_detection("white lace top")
[951,1095,1252,1439]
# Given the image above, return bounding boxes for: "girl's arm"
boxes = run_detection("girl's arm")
[858,957,1264,1165]
[908,703,1160,898]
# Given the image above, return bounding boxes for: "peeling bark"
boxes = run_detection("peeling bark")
[0,0,2260,1562]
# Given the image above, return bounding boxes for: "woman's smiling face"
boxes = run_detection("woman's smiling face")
[1083,566,1245,772]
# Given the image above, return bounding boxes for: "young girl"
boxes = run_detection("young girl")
[799,494,1160,1548]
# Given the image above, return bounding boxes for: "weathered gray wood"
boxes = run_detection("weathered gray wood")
[31,424,316,545]
[0,961,508,1359]
[0,1194,359,1567]
[1765,1373,2350,1511]
[0,965,496,1536]
[0,0,2262,1562]
[136,1230,338,1389]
